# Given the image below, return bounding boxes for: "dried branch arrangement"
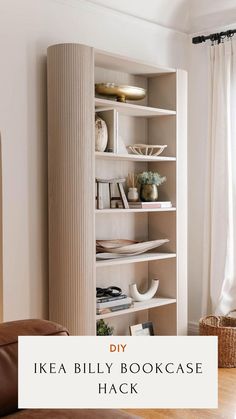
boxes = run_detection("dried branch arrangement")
[127,172,138,188]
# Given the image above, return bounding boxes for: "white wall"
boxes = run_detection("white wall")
[188,39,208,325]
[0,0,188,320]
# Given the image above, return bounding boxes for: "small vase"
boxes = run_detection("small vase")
[95,114,108,152]
[140,184,158,202]
[127,187,139,202]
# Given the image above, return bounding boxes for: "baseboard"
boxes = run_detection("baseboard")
[188,321,199,335]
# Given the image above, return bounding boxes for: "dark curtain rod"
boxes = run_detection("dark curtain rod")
[192,29,236,44]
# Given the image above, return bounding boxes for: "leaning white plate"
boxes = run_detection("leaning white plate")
[96,239,169,256]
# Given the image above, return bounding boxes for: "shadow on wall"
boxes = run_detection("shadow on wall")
[26,43,49,319]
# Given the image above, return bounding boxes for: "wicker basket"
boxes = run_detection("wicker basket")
[199,310,236,367]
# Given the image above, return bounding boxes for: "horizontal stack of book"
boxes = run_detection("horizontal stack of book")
[127,201,172,209]
[96,294,133,315]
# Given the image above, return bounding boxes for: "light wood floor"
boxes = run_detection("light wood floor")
[124,368,236,418]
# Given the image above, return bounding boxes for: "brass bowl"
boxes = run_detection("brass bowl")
[95,83,146,103]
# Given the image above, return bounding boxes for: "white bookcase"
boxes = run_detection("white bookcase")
[47,43,187,336]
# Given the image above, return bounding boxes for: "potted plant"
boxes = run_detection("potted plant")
[138,171,166,202]
[96,319,114,336]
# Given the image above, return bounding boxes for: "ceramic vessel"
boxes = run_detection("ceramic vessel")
[140,184,158,201]
[95,114,108,152]
[130,279,159,302]
[127,187,139,202]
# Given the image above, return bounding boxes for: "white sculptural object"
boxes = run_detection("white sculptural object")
[129,279,159,302]
[95,114,108,152]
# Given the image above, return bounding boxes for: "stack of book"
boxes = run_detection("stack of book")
[96,294,133,315]
[127,201,172,209]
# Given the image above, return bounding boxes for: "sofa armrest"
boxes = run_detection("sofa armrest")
[0,319,69,416]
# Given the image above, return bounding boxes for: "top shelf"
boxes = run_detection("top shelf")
[95,98,176,117]
[95,49,176,75]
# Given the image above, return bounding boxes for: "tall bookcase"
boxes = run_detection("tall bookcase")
[47,43,187,336]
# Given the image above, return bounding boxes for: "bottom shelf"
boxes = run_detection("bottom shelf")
[96,297,176,320]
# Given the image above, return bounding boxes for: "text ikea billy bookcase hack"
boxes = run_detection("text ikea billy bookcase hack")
[47,43,187,336]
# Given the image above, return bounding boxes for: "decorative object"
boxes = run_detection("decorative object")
[95,83,146,103]
[127,173,139,202]
[199,310,236,367]
[127,144,167,156]
[96,319,114,336]
[96,286,122,298]
[96,238,169,256]
[95,113,108,152]
[138,171,166,202]
[95,177,129,209]
[128,188,139,202]
[130,279,159,302]
[141,184,158,201]
[130,321,154,336]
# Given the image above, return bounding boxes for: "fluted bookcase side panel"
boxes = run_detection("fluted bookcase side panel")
[47,44,95,335]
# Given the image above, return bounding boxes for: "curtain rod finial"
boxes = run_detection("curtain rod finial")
[192,36,205,44]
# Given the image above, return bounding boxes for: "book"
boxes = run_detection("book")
[97,303,133,315]
[96,297,133,309]
[96,294,128,304]
[127,201,172,209]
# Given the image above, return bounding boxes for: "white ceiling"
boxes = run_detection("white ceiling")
[85,0,236,34]
[86,0,190,32]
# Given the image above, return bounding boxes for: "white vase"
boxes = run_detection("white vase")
[128,187,139,202]
[95,114,108,152]
[129,279,159,302]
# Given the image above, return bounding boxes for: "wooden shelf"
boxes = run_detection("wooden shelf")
[95,151,176,162]
[96,252,176,267]
[95,98,176,117]
[95,208,176,214]
[96,297,176,320]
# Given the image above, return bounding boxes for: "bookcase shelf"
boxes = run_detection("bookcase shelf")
[95,151,176,162]
[95,97,176,117]
[47,43,187,337]
[96,298,177,320]
[96,252,176,268]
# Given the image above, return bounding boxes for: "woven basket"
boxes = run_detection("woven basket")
[199,310,236,367]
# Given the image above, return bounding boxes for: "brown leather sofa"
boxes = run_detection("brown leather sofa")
[0,319,140,418]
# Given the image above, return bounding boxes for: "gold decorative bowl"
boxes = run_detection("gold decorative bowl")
[95,83,146,103]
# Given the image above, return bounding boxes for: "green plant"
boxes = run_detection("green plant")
[138,171,166,186]
[96,319,114,336]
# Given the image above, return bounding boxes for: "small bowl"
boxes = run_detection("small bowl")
[95,83,146,103]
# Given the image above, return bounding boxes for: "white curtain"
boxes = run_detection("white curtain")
[202,39,236,316]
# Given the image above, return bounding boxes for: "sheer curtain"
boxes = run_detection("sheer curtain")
[202,39,236,315]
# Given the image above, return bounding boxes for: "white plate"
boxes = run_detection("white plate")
[96,239,169,256]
